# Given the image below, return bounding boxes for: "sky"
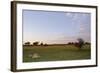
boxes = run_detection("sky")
[23,10,91,44]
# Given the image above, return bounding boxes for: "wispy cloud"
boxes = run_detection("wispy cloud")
[23,10,91,44]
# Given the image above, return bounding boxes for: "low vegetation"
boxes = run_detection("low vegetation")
[23,44,91,62]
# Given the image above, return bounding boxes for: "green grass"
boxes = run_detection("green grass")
[23,45,91,62]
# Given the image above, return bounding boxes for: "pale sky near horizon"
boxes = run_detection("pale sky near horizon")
[23,10,91,44]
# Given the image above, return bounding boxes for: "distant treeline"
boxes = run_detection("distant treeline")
[23,41,90,46]
[23,41,48,46]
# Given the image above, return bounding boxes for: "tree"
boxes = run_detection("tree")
[85,42,90,45]
[33,41,39,46]
[67,42,72,45]
[40,42,43,46]
[67,42,74,45]
[44,43,48,46]
[24,42,30,46]
[77,38,84,50]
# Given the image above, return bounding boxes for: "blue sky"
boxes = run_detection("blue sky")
[23,10,91,44]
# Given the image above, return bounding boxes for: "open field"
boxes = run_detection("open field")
[23,45,91,62]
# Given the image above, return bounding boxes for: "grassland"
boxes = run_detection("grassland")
[23,45,91,62]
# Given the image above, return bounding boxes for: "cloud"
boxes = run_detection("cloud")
[65,12,79,19]
[65,12,81,26]
[65,12,72,17]
[65,12,75,19]
[79,24,85,31]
